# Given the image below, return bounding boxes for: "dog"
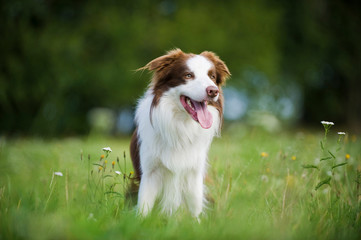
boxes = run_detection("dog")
[130,49,230,218]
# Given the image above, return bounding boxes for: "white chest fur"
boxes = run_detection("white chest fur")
[134,89,220,217]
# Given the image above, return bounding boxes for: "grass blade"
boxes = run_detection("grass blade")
[93,163,103,167]
[315,177,331,190]
[320,141,324,150]
[302,164,319,170]
[103,175,114,179]
[320,156,332,161]
[328,150,336,159]
[331,162,348,169]
[104,191,124,197]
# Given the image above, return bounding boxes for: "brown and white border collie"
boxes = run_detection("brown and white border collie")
[130,49,230,218]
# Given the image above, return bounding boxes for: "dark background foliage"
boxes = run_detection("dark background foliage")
[1,0,360,136]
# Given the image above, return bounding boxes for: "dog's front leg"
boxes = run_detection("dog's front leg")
[184,171,204,219]
[137,171,161,217]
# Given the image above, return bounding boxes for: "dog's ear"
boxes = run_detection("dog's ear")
[140,49,185,72]
[201,51,231,86]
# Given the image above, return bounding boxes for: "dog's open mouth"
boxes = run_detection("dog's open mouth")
[180,95,213,129]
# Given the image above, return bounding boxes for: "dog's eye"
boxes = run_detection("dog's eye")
[210,75,216,80]
[184,73,193,79]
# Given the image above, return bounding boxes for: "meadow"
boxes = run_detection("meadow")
[0,123,360,240]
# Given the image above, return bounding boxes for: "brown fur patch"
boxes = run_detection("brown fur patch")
[142,49,194,122]
[127,129,141,206]
[130,129,141,180]
[149,50,192,104]
[201,51,231,86]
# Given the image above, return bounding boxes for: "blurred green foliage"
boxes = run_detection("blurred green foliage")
[1,0,360,136]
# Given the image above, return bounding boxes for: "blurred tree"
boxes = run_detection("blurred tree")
[279,0,361,130]
[0,0,282,135]
[0,0,359,135]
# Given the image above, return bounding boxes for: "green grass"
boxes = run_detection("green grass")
[1,124,360,240]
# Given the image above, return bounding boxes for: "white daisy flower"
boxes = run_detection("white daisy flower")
[321,121,334,126]
[102,147,112,153]
[337,132,346,135]
[261,175,269,182]
[54,172,63,177]
[115,171,121,175]
[87,213,97,222]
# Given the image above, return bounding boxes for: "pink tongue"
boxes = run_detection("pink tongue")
[192,100,213,129]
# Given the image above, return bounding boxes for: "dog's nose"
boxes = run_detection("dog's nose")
[206,86,219,98]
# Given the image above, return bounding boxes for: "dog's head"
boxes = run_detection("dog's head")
[141,49,231,129]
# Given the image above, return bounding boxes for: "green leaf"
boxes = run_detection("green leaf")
[315,177,331,190]
[320,141,324,150]
[92,163,103,167]
[328,150,336,159]
[302,164,319,170]
[320,156,332,161]
[331,162,348,169]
